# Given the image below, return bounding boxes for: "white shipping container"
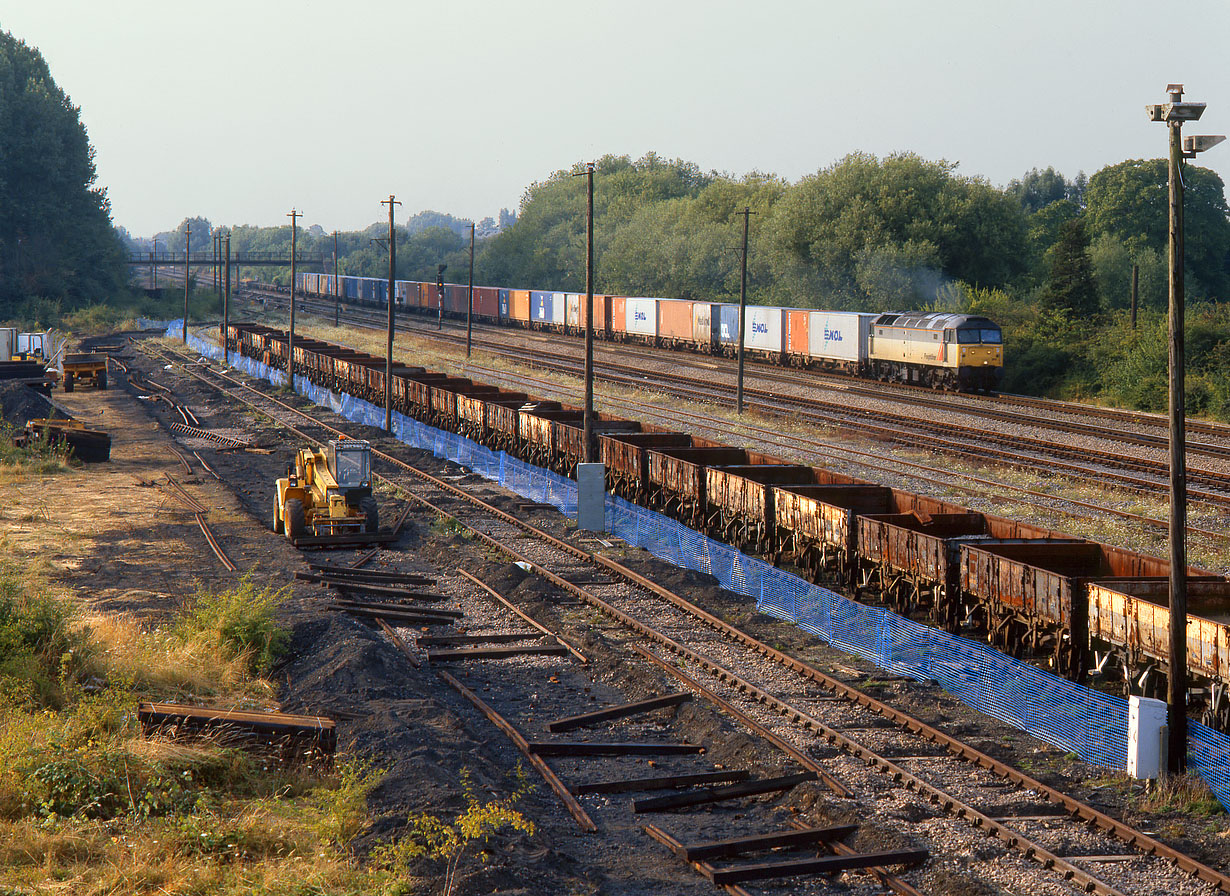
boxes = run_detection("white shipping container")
[692,302,713,348]
[806,312,875,363]
[550,292,566,325]
[565,294,582,329]
[625,298,658,337]
[743,306,785,354]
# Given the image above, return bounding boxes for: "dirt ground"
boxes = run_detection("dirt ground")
[3,332,1227,895]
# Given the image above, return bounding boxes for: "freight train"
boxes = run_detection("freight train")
[292,273,1004,391]
[226,321,1230,732]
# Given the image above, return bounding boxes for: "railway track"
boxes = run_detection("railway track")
[243,291,1230,507]
[137,337,1230,896]
[230,292,1230,560]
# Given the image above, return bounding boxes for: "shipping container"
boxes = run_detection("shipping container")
[692,303,714,351]
[658,299,694,345]
[498,288,511,321]
[744,306,785,355]
[530,291,564,328]
[472,286,499,319]
[565,293,582,330]
[786,310,809,357]
[807,311,875,367]
[715,304,739,346]
[625,297,657,339]
[510,289,531,324]
[609,296,627,336]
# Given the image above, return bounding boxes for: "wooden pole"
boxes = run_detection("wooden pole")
[583,163,595,462]
[182,222,190,343]
[382,195,399,433]
[1131,263,1139,329]
[466,222,475,359]
[333,230,340,327]
[1166,111,1187,775]
[223,236,231,364]
[288,209,300,390]
[736,207,751,414]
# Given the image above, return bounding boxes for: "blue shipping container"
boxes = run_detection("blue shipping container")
[715,304,740,344]
[498,289,510,321]
[530,290,555,325]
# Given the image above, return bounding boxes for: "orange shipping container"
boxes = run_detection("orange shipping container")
[786,310,810,356]
[510,289,531,324]
[658,299,695,343]
[609,296,627,334]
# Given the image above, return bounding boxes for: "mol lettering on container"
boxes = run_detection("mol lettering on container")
[625,298,658,337]
[807,312,875,364]
[744,306,785,353]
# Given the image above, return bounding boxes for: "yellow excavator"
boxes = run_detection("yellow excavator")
[274,439,379,540]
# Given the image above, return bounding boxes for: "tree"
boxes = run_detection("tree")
[1007,166,1080,214]
[1040,218,1099,315]
[172,217,213,254]
[766,152,1028,309]
[0,29,128,307]
[1084,159,1230,300]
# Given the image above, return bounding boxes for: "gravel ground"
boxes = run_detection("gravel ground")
[139,328,1230,894]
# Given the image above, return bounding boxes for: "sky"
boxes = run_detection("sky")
[2,1,1229,237]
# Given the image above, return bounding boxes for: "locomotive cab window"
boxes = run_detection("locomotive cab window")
[956,329,981,344]
[981,329,1002,344]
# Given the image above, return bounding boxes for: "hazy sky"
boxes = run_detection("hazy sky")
[3,1,1228,237]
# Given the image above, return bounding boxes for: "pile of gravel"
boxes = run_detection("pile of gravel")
[0,381,64,428]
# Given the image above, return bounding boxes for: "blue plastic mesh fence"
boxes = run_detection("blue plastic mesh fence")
[178,327,1230,809]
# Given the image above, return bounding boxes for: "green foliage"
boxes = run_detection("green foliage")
[0,567,90,708]
[310,756,385,848]
[375,766,535,896]
[1040,218,1099,315]
[0,29,130,307]
[172,576,291,676]
[766,152,1028,309]
[1006,166,1081,214]
[1084,159,1230,300]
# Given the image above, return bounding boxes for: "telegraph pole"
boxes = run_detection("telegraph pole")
[287,209,301,390]
[1131,264,1139,330]
[1147,83,1224,775]
[382,194,401,433]
[466,222,475,359]
[736,207,754,414]
[223,236,231,363]
[152,238,158,289]
[583,163,596,462]
[333,230,340,327]
[182,222,191,343]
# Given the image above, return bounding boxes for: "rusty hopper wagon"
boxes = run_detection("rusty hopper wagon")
[856,498,1068,630]
[959,541,1180,679]
[223,322,1230,732]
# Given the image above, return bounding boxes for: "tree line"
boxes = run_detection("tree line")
[4,26,1229,417]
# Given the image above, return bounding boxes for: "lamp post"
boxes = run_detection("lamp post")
[1146,83,1224,775]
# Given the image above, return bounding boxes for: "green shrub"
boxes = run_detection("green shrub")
[0,569,90,707]
[173,577,291,676]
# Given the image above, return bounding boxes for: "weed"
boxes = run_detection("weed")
[173,575,291,676]
[375,765,535,895]
[1139,773,1224,816]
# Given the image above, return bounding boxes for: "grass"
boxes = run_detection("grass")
[0,423,73,478]
[0,565,406,895]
